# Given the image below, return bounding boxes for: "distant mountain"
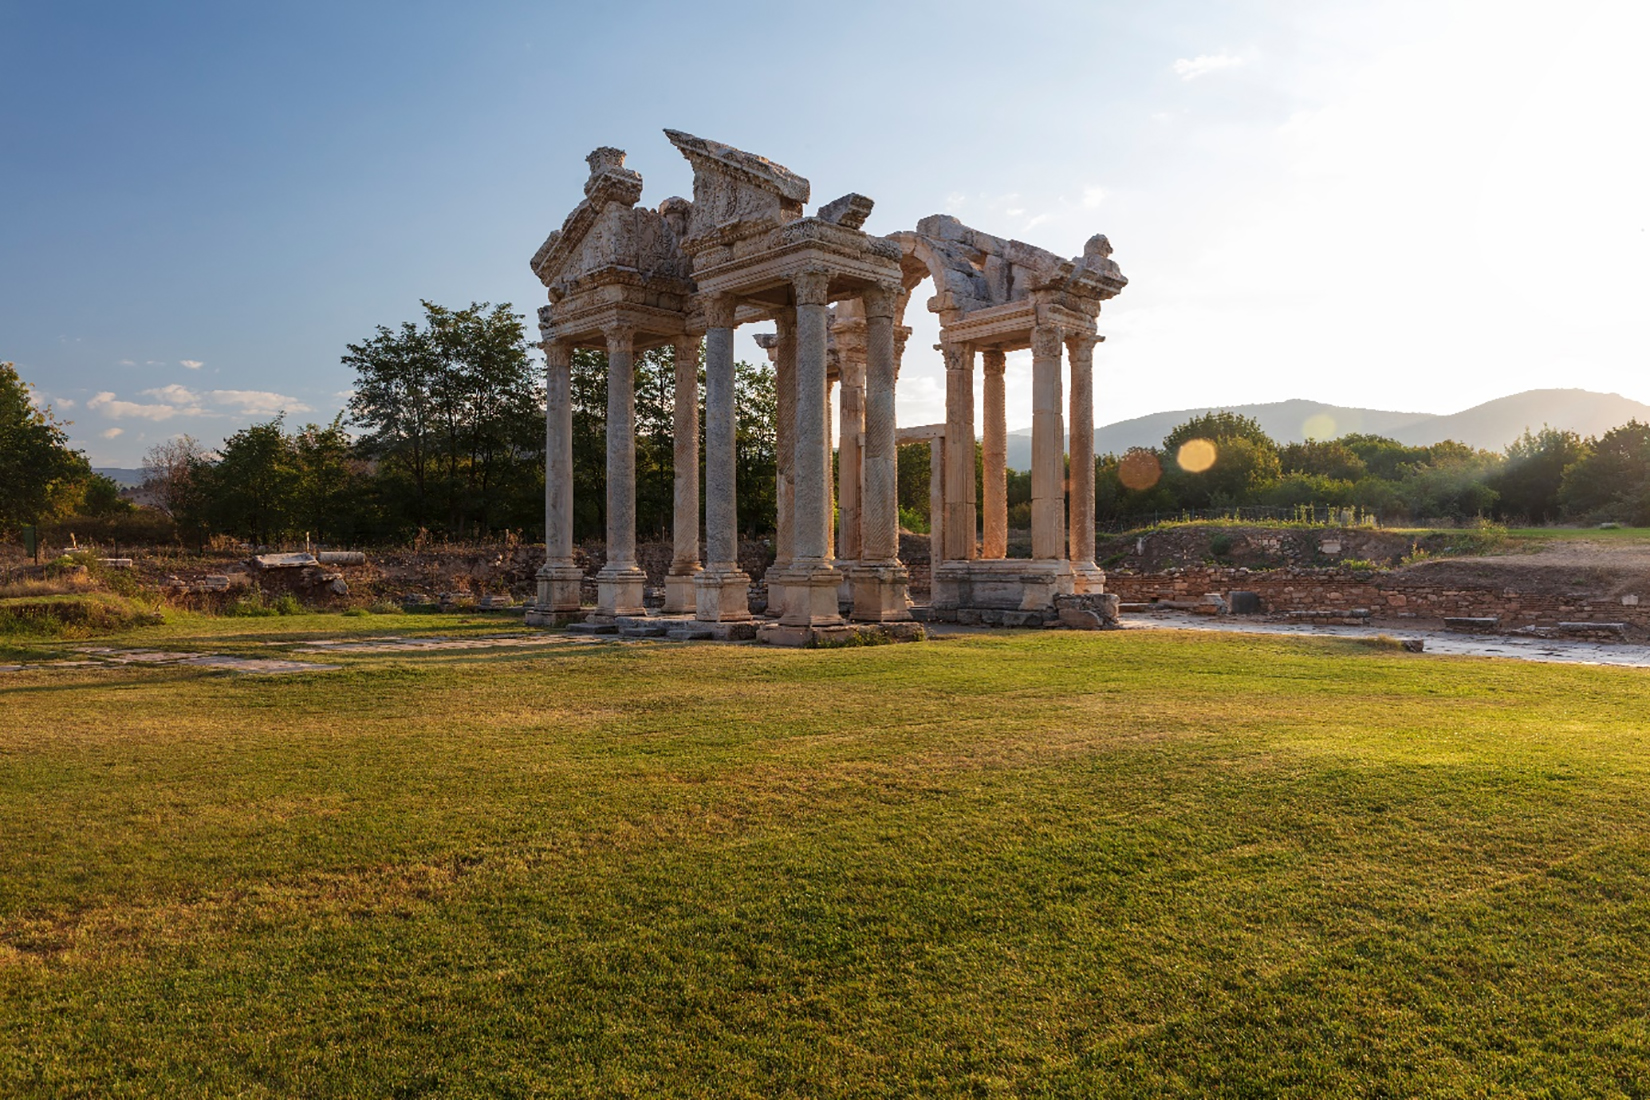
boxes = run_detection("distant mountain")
[93,467,146,488]
[1002,389,1650,471]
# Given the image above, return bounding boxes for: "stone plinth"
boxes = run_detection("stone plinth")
[849,562,912,622]
[592,564,647,620]
[694,567,753,622]
[532,562,585,618]
[930,558,1075,619]
[664,566,702,614]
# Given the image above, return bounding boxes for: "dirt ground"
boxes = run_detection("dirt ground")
[1398,537,1650,600]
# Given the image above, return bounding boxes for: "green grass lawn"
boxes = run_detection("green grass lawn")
[5,619,1650,1097]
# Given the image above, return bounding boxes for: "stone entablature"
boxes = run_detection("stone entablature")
[526,131,1129,644]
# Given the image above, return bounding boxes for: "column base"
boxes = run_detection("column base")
[1071,563,1107,595]
[850,562,912,622]
[778,563,844,627]
[533,561,585,616]
[664,564,703,614]
[694,567,752,622]
[592,564,647,620]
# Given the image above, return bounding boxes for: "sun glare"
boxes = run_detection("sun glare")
[1176,438,1218,473]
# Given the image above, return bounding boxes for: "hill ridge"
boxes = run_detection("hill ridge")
[1002,389,1650,471]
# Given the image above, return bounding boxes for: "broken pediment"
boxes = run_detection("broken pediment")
[665,129,811,246]
[896,215,1127,317]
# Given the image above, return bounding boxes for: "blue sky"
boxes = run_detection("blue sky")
[4,0,1646,466]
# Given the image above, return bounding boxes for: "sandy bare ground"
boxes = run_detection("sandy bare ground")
[1396,536,1650,599]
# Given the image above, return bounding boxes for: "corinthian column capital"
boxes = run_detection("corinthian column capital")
[1065,330,1103,360]
[1031,324,1065,361]
[703,293,736,330]
[862,281,899,320]
[792,267,831,306]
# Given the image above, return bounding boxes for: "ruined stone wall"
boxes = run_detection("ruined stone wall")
[1107,566,1650,635]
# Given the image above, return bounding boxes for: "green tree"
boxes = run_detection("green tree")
[1489,426,1590,524]
[292,416,363,543]
[203,417,300,544]
[1279,439,1367,482]
[346,301,540,536]
[1558,420,1650,524]
[1338,434,1433,480]
[1159,412,1281,509]
[0,362,90,533]
[734,359,776,535]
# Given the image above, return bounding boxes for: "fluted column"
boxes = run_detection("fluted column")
[695,296,750,621]
[1067,331,1102,590]
[532,338,583,617]
[664,334,703,612]
[595,323,646,617]
[773,310,797,575]
[837,337,865,562]
[942,339,977,562]
[982,348,1008,560]
[826,376,838,560]
[850,283,910,621]
[929,436,946,568]
[781,267,843,627]
[1030,323,1066,562]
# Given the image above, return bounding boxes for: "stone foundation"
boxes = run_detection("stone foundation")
[1107,566,1650,639]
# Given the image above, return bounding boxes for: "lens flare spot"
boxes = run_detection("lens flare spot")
[1177,438,1218,473]
[1118,449,1162,491]
[1302,414,1337,440]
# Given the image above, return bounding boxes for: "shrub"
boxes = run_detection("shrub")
[0,593,161,637]
[226,588,278,617]
[367,599,404,615]
[272,593,302,616]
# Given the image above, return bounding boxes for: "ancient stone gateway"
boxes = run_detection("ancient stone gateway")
[526,132,1127,644]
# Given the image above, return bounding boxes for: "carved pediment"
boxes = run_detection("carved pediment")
[530,148,690,299]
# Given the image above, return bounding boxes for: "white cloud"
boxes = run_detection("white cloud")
[100,427,124,439]
[1173,52,1243,80]
[88,391,189,421]
[142,384,201,405]
[179,359,203,370]
[118,359,136,366]
[1082,187,1106,209]
[208,389,310,415]
[57,398,75,409]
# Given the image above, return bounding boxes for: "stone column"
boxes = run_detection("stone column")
[1030,323,1066,562]
[594,323,646,617]
[928,437,946,570]
[850,284,909,620]
[1067,331,1104,592]
[765,309,799,620]
[780,267,843,627]
[531,338,583,621]
[694,296,751,621]
[826,376,838,560]
[664,334,703,613]
[836,334,865,563]
[981,348,1008,560]
[941,340,977,562]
